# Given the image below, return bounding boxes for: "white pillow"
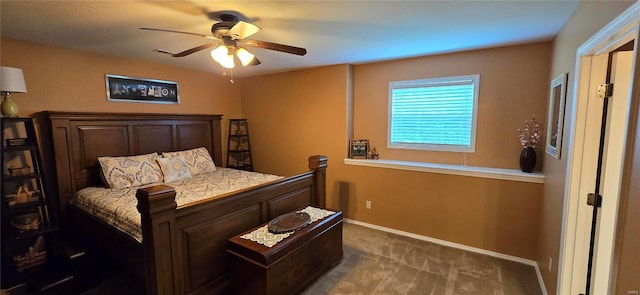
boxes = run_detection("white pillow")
[162,147,216,176]
[98,152,163,189]
[156,156,192,183]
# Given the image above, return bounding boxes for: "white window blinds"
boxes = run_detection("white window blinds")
[388,75,479,152]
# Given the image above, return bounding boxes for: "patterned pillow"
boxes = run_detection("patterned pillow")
[98,152,163,189]
[163,147,216,176]
[156,156,192,183]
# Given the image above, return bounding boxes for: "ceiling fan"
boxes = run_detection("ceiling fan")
[140,12,307,69]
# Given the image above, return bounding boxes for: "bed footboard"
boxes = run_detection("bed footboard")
[136,185,179,295]
[136,155,328,295]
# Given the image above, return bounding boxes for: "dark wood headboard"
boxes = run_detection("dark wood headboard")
[39,112,223,212]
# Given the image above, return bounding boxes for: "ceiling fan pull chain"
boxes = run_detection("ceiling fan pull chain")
[230,68,235,84]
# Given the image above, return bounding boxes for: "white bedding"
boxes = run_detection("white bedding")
[72,168,284,242]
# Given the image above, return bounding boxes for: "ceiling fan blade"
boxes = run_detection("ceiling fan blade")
[243,39,307,56]
[153,49,177,55]
[140,27,217,40]
[172,44,218,57]
[228,21,261,40]
[248,56,261,66]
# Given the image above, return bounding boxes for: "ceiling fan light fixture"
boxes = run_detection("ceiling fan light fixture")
[236,48,255,66]
[142,11,307,71]
[211,46,235,68]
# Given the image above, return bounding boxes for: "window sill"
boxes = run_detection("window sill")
[343,158,544,183]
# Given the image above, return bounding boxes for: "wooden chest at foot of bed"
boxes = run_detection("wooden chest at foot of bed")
[227,210,343,295]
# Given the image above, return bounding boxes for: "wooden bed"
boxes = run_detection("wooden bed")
[38,112,327,295]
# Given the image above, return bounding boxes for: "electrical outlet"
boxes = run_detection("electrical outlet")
[548,257,553,272]
[365,200,372,209]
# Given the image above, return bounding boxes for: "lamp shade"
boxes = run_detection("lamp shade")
[1,66,27,93]
[236,48,255,66]
[210,46,235,69]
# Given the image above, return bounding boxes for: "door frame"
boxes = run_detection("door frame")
[558,2,640,295]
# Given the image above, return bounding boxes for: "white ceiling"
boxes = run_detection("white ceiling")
[0,1,580,78]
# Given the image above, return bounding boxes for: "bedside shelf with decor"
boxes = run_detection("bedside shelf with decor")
[1,117,75,293]
[227,119,254,171]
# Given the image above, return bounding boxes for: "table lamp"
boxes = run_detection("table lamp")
[1,66,27,118]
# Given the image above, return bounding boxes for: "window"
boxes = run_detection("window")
[388,74,479,152]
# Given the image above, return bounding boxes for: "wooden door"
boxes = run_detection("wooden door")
[612,49,640,295]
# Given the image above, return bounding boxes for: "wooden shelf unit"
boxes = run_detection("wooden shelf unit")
[227,119,254,171]
[1,117,74,292]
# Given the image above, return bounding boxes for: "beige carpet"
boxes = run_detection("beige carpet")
[302,222,543,295]
[83,222,542,295]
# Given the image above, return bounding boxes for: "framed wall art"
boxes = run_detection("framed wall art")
[106,74,179,104]
[349,139,369,159]
[546,73,568,159]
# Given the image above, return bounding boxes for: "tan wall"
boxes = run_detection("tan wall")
[351,43,549,260]
[355,42,552,170]
[342,166,543,259]
[242,43,550,260]
[538,2,635,294]
[240,64,350,176]
[1,38,243,164]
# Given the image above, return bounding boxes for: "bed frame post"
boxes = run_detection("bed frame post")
[136,185,181,295]
[308,155,328,208]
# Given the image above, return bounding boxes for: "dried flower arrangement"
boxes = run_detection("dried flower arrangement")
[517,114,543,148]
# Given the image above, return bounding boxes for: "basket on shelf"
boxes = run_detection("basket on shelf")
[13,236,47,271]
[11,212,41,232]
[4,191,40,206]
[14,249,47,271]
[6,184,39,205]
[8,165,31,176]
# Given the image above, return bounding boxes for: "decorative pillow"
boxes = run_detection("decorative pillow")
[156,156,192,183]
[162,147,216,176]
[98,152,163,189]
[97,163,109,187]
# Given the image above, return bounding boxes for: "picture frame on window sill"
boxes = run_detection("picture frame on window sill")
[349,139,369,159]
[546,73,568,159]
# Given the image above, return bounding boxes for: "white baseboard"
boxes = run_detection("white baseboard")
[535,262,549,295]
[344,218,548,295]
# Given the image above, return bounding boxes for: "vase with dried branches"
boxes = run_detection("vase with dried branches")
[517,114,543,172]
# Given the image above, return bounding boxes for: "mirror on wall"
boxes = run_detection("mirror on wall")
[546,73,568,159]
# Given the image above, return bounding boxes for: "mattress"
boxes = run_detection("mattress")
[71,168,284,242]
